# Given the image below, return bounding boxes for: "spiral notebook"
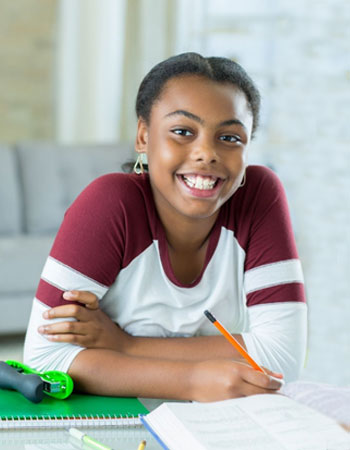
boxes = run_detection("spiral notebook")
[0,388,149,429]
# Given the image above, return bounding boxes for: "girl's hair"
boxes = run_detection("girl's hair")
[135,52,261,137]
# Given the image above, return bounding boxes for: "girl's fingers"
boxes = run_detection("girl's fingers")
[38,320,88,336]
[43,304,87,320]
[241,364,284,390]
[63,290,99,310]
[263,367,284,378]
[241,381,280,397]
[263,367,285,386]
[42,333,88,346]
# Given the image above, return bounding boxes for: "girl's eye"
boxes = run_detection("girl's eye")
[219,135,241,143]
[172,129,193,137]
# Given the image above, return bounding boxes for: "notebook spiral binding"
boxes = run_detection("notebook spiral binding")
[0,427,147,445]
[0,414,143,429]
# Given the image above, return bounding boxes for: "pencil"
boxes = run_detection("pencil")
[137,440,146,450]
[204,310,265,373]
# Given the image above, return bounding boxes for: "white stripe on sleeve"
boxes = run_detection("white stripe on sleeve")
[244,259,304,294]
[242,302,307,382]
[41,256,108,298]
[23,298,84,373]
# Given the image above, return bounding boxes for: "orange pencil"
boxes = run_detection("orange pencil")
[204,310,265,373]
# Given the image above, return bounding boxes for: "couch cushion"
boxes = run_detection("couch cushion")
[0,235,55,292]
[0,146,22,234]
[0,293,34,334]
[16,142,133,234]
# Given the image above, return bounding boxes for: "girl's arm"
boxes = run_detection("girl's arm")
[26,291,284,400]
[68,347,283,401]
[38,290,252,363]
[39,288,305,384]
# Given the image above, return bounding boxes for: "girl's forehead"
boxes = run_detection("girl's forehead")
[160,74,241,102]
[151,75,252,127]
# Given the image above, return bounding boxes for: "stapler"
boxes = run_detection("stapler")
[0,360,74,403]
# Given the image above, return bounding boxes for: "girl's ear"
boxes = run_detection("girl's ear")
[135,119,149,154]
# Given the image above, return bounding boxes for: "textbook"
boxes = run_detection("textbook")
[141,394,350,450]
[0,389,149,429]
[281,380,350,429]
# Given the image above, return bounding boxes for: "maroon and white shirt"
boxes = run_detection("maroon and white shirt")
[24,165,307,381]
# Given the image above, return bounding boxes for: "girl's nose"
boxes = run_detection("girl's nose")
[190,142,218,164]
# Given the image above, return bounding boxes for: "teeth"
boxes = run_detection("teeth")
[183,175,196,187]
[182,175,217,190]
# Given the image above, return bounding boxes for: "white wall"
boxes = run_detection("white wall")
[56,0,126,143]
[189,0,350,385]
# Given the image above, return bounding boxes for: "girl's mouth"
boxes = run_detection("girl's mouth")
[180,174,219,190]
[176,174,223,198]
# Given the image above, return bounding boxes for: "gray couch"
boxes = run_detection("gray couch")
[0,142,133,334]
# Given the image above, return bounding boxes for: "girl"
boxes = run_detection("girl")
[24,53,307,401]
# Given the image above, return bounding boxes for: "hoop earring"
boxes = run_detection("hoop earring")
[239,171,246,188]
[133,154,144,175]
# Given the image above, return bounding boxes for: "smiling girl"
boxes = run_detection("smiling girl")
[24,53,307,401]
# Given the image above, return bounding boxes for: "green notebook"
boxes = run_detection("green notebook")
[0,388,149,429]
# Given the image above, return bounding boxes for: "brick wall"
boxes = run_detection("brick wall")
[0,0,57,143]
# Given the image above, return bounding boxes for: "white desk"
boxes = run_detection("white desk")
[0,427,161,450]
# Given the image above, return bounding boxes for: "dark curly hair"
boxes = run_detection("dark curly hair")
[135,52,261,137]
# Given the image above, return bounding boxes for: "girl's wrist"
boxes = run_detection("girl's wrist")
[115,324,134,353]
[186,360,204,401]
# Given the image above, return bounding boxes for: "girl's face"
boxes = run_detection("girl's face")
[136,75,253,224]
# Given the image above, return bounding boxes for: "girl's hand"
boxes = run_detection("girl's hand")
[190,359,284,401]
[38,290,131,351]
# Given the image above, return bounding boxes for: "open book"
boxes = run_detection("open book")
[141,393,350,450]
[281,380,350,429]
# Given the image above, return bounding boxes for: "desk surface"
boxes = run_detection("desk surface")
[0,398,163,450]
[0,427,161,450]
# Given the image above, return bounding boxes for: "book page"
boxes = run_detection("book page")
[281,381,350,427]
[240,394,350,450]
[156,401,285,450]
[146,394,350,450]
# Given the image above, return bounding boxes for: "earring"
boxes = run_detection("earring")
[133,154,144,175]
[239,171,246,188]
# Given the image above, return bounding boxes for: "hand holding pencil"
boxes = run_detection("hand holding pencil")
[204,310,284,386]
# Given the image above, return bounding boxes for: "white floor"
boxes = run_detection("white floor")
[0,334,25,363]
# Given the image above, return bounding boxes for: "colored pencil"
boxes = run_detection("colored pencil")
[204,310,265,373]
[137,440,146,450]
